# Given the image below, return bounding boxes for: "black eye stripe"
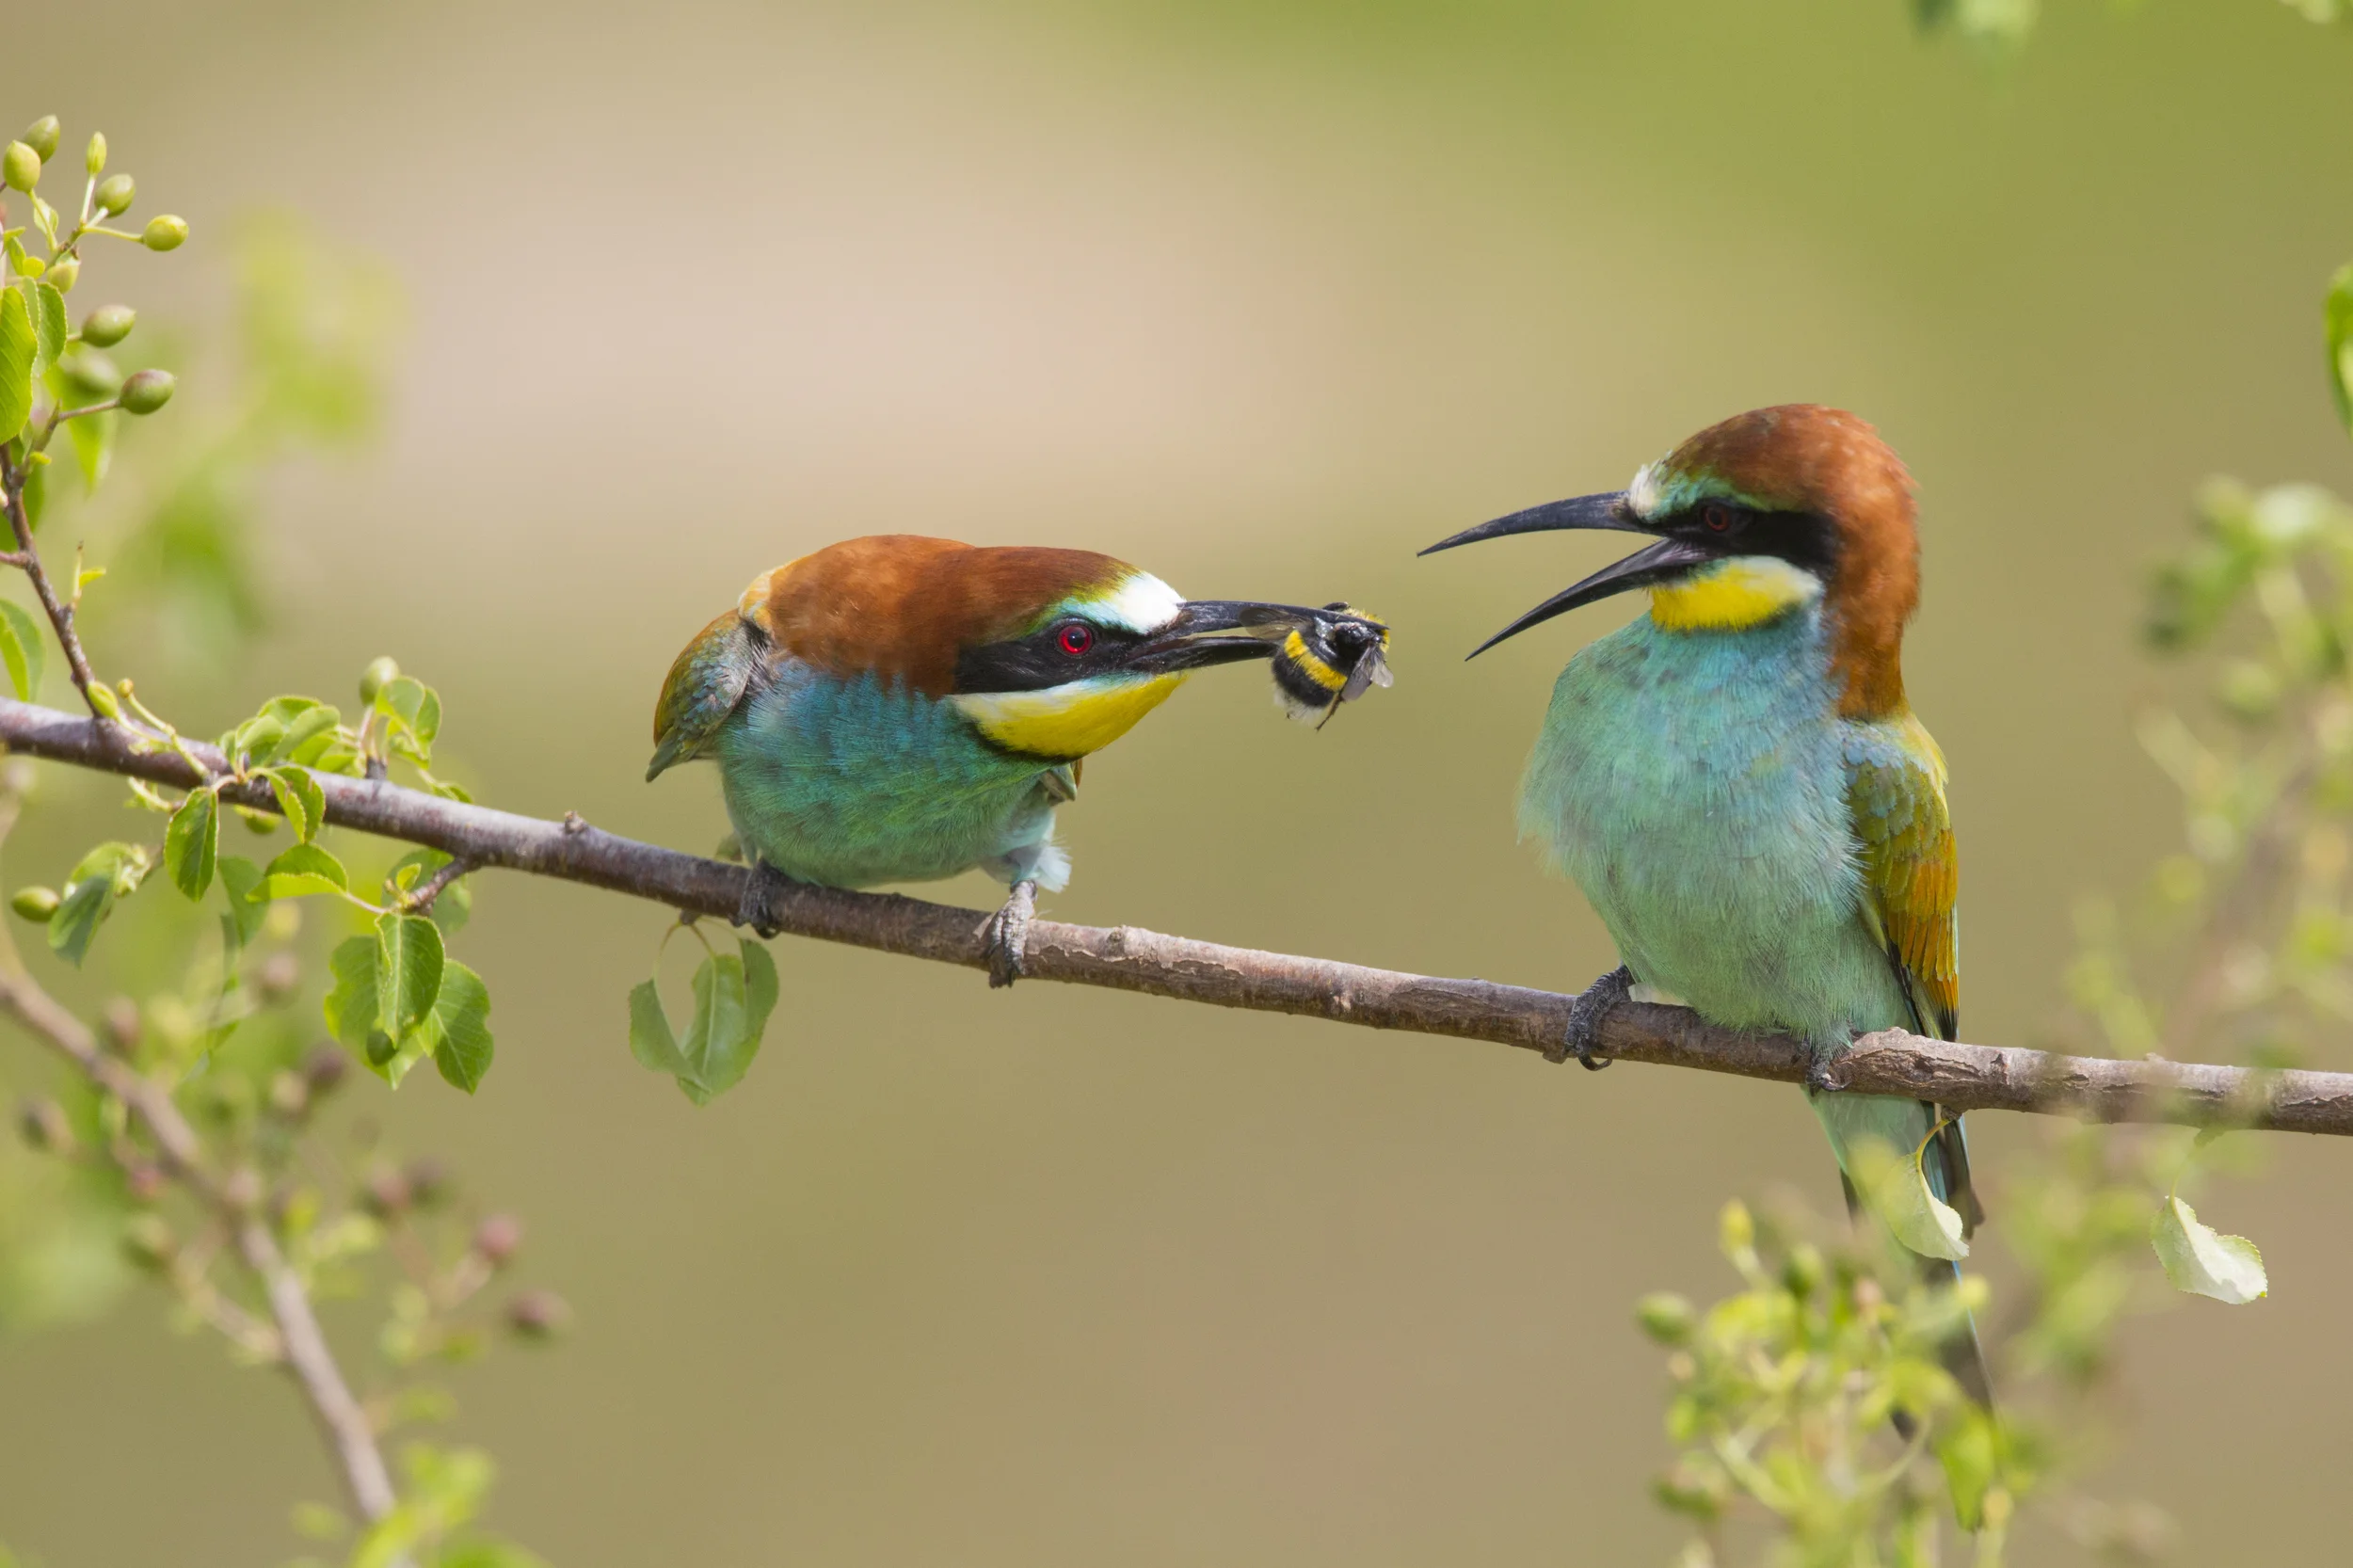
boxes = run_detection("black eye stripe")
[954,618,1139,694]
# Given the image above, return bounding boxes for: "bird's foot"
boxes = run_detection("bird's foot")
[733,858,787,939]
[984,879,1037,989]
[1548,964,1633,1069]
[1806,1054,1843,1096]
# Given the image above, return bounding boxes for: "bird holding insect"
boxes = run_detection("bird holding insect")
[649,534,1389,984]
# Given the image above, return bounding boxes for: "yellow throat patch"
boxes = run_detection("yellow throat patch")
[1647,556,1821,632]
[952,673,1188,760]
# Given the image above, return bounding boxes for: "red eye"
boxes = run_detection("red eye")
[1056,622,1095,656]
[1703,503,1734,533]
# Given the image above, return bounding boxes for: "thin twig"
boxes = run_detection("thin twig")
[0,455,105,712]
[402,854,478,914]
[7,696,2353,1135]
[0,958,399,1522]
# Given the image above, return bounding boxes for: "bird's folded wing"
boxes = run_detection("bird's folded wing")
[648,609,766,781]
[1843,711,1959,1041]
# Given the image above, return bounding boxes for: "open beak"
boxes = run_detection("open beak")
[1421,488,1717,659]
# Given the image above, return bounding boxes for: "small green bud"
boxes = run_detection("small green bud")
[44,257,77,295]
[17,1097,73,1153]
[359,656,400,705]
[61,348,122,396]
[119,368,174,414]
[79,304,135,347]
[94,173,134,217]
[1719,1199,1754,1257]
[1781,1243,1824,1301]
[21,118,60,163]
[87,682,121,720]
[2,142,40,194]
[1636,1291,1696,1346]
[85,132,106,176]
[121,1213,176,1271]
[139,215,187,251]
[9,886,59,921]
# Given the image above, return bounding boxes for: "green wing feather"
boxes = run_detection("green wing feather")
[1845,710,1960,1041]
[648,609,766,781]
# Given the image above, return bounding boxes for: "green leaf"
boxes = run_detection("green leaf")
[0,282,33,443]
[46,841,149,966]
[254,841,348,901]
[22,280,64,378]
[696,940,777,1101]
[630,939,782,1105]
[2153,1193,2267,1304]
[163,788,219,900]
[1849,1135,1969,1262]
[325,935,383,1049]
[2329,263,2353,440]
[263,765,326,842]
[267,698,342,761]
[1933,1406,1999,1532]
[377,675,441,763]
[217,856,267,947]
[375,911,444,1046]
[424,962,494,1093]
[627,978,690,1080]
[64,407,113,491]
[0,600,46,700]
[231,712,288,765]
[20,457,45,531]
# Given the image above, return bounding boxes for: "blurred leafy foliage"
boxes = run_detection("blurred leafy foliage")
[1,111,549,1565]
[1915,0,2349,51]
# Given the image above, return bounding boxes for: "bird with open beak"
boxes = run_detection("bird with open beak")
[1424,405,1989,1413]
[649,535,1389,984]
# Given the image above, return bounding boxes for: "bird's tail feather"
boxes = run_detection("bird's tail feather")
[1818,1092,1995,1415]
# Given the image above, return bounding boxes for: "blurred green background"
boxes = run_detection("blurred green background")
[4,0,2352,1561]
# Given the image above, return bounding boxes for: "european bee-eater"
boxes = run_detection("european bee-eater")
[649,534,1390,984]
[1425,405,1989,1403]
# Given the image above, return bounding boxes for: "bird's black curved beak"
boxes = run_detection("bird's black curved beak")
[1133,600,1380,674]
[1421,488,1716,659]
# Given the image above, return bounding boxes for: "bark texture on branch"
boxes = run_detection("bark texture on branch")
[7,696,2353,1136]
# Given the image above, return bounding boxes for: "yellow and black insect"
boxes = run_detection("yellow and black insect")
[1270,602,1392,728]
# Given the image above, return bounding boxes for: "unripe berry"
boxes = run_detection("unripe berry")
[119,368,174,414]
[61,349,121,396]
[359,657,400,704]
[302,1045,350,1096]
[16,1098,72,1152]
[21,118,60,163]
[9,886,59,921]
[45,258,77,295]
[505,1289,570,1340]
[121,1213,176,1271]
[94,174,134,217]
[472,1213,523,1267]
[139,215,187,251]
[2,143,40,194]
[360,1166,412,1218]
[1636,1292,1696,1346]
[85,133,106,176]
[98,998,142,1056]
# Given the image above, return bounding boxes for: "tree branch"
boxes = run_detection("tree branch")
[0,959,400,1522]
[6,696,2353,1136]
